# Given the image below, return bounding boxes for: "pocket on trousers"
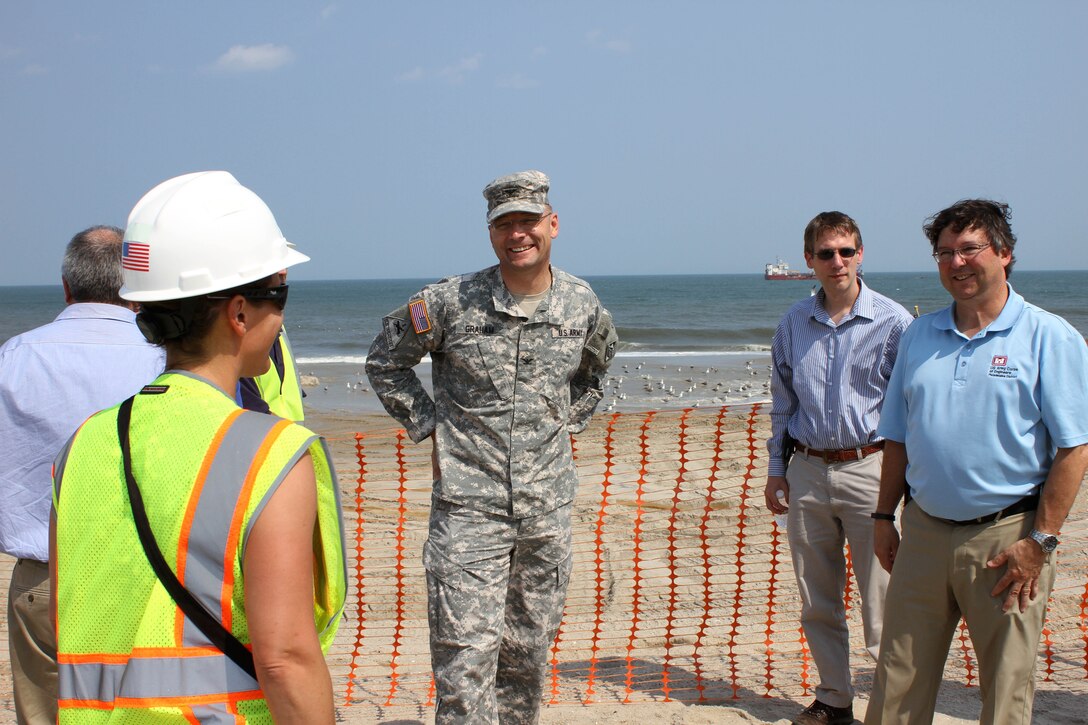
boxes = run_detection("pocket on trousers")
[522,546,573,592]
[423,539,473,592]
[556,549,573,588]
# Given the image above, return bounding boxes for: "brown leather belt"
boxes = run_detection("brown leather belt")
[795,441,885,464]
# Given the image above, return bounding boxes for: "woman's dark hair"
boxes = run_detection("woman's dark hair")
[137,274,279,366]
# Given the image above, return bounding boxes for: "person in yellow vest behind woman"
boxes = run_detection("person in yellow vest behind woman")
[241,328,305,420]
[49,171,347,724]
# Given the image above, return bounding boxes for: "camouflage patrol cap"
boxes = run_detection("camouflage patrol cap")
[483,170,550,223]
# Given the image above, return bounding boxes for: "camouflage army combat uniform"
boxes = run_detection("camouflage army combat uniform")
[366,264,617,724]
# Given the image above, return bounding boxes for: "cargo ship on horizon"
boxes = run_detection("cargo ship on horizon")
[764,258,816,281]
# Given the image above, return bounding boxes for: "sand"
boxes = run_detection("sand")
[3,406,1086,725]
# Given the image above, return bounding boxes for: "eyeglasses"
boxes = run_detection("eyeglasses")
[813,247,858,261]
[208,283,289,311]
[932,243,991,264]
[489,213,552,234]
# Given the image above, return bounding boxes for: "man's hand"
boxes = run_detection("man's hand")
[764,476,789,513]
[987,538,1046,613]
[873,520,900,573]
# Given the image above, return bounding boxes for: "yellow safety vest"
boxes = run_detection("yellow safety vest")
[52,371,346,724]
[255,330,305,421]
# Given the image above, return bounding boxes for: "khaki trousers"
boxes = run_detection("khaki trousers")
[7,558,57,725]
[866,501,1053,725]
[786,450,889,708]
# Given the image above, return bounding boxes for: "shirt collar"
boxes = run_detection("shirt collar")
[489,265,560,322]
[934,282,1023,336]
[811,278,873,325]
[54,302,137,323]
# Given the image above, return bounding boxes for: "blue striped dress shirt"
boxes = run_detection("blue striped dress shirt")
[767,280,913,477]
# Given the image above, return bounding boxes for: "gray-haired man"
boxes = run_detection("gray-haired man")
[1,226,164,724]
[367,171,617,723]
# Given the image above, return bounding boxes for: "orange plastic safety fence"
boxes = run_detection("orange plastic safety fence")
[323,404,1088,717]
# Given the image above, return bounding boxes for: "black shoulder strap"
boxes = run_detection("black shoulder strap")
[117,396,257,679]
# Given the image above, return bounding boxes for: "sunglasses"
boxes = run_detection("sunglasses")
[813,247,858,261]
[208,283,289,311]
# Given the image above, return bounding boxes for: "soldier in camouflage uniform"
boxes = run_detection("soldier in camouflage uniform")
[366,170,617,724]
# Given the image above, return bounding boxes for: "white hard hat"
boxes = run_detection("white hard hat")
[119,171,309,302]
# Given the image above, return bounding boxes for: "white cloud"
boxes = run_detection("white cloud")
[585,30,632,54]
[394,53,483,84]
[496,73,538,90]
[437,53,482,84]
[213,44,295,73]
[320,5,338,20]
[396,66,425,83]
[21,64,47,76]
[0,43,21,60]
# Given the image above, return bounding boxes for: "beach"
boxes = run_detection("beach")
[4,271,1088,723]
[3,403,1088,724]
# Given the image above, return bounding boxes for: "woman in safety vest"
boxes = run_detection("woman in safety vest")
[49,171,346,724]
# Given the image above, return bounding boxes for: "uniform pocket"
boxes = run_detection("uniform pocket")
[477,337,515,399]
[422,539,473,592]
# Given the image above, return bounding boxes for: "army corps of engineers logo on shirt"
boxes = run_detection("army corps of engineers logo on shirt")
[988,354,1019,379]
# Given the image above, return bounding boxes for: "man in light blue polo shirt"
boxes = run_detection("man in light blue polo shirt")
[866,200,1088,725]
[0,226,164,724]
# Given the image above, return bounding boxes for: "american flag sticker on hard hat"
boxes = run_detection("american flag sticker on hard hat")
[122,242,150,272]
[409,299,431,334]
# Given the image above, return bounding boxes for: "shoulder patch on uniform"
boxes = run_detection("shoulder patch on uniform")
[382,316,411,349]
[409,299,432,334]
[139,385,169,395]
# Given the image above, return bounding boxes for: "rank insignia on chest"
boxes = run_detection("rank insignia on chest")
[409,299,431,334]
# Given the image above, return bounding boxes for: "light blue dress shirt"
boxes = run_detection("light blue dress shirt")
[878,284,1088,520]
[0,303,164,561]
[768,280,914,477]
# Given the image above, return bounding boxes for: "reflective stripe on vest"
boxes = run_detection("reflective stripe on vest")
[58,647,260,705]
[53,372,345,720]
[175,411,292,646]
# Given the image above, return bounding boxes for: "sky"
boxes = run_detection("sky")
[2,2,1087,285]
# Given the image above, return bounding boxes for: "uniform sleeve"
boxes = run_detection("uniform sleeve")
[365,292,443,443]
[568,305,618,433]
[767,319,796,477]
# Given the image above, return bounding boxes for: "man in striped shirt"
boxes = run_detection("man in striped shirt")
[765,211,913,725]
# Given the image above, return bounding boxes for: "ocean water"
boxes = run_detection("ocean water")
[3,271,1086,414]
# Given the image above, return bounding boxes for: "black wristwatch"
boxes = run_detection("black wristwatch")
[1028,529,1059,553]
